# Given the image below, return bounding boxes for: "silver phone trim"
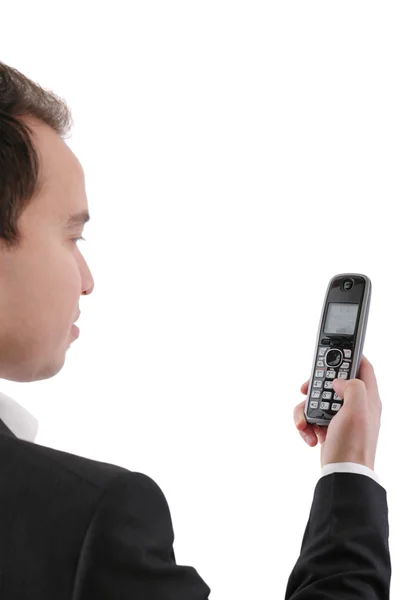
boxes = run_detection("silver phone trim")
[304,273,372,426]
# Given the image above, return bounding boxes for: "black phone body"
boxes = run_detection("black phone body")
[304,273,372,427]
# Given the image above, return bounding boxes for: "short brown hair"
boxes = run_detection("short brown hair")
[0,61,73,250]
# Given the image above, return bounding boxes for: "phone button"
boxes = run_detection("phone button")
[313,380,323,388]
[344,349,352,358]
[331,403,342,411]
[325,370,336,379]
[311,391,321,398]
[322,391,332,399]
[315,369,325,378]
[310,401,319,408]
[318,347,328,356]
[320,401,330,409]
[338,371,348,379]
[325,348,343,367]
[342,279,354,291]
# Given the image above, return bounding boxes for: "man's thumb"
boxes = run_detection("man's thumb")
[332,378,346,399]
[332,377,365,404]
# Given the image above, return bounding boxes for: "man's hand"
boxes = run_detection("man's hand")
[293,355,382,470]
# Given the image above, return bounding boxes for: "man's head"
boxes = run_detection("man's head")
[0,62,94,382]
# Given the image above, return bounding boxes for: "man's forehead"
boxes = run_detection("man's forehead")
[64,156,89,224]
[64,143,85,181]
[38,135,85,192]
[74,155,85,182]
[58,143,86,192]
[47,151,89,224]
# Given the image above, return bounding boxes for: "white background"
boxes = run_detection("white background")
[1,2,399,598]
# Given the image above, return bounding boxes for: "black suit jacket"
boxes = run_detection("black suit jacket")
[0,419,391,598]
[0,418,210,598]
[284,470,391,599]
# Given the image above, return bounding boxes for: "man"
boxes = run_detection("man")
[0,61,391,598]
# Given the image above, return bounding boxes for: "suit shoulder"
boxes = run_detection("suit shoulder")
[80,470,175,569]
[73,471,212,599]
[97,470,171,516]
[0,433,130,492]
[83,470,174,548]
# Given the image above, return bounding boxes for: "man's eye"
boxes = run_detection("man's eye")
[72,236,86,244]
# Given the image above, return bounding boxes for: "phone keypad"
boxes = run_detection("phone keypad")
[309,345,353,415]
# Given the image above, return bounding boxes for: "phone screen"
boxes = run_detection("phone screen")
[323,302,359,335]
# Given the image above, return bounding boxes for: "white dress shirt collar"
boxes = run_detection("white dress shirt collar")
[0,392,38,442]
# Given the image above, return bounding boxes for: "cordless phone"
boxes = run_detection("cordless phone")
[304,273,372,427]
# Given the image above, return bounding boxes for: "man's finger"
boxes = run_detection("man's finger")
[357,355,378,394]
[294,400,326,445]
[300,379,310,394]
[294,400,312,432]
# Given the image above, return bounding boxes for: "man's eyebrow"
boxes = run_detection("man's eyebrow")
[66,210,91,228]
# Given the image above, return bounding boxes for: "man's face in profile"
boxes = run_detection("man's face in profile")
[0,117,94,383]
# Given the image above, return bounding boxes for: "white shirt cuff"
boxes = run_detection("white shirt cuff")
[321,462,379,485]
